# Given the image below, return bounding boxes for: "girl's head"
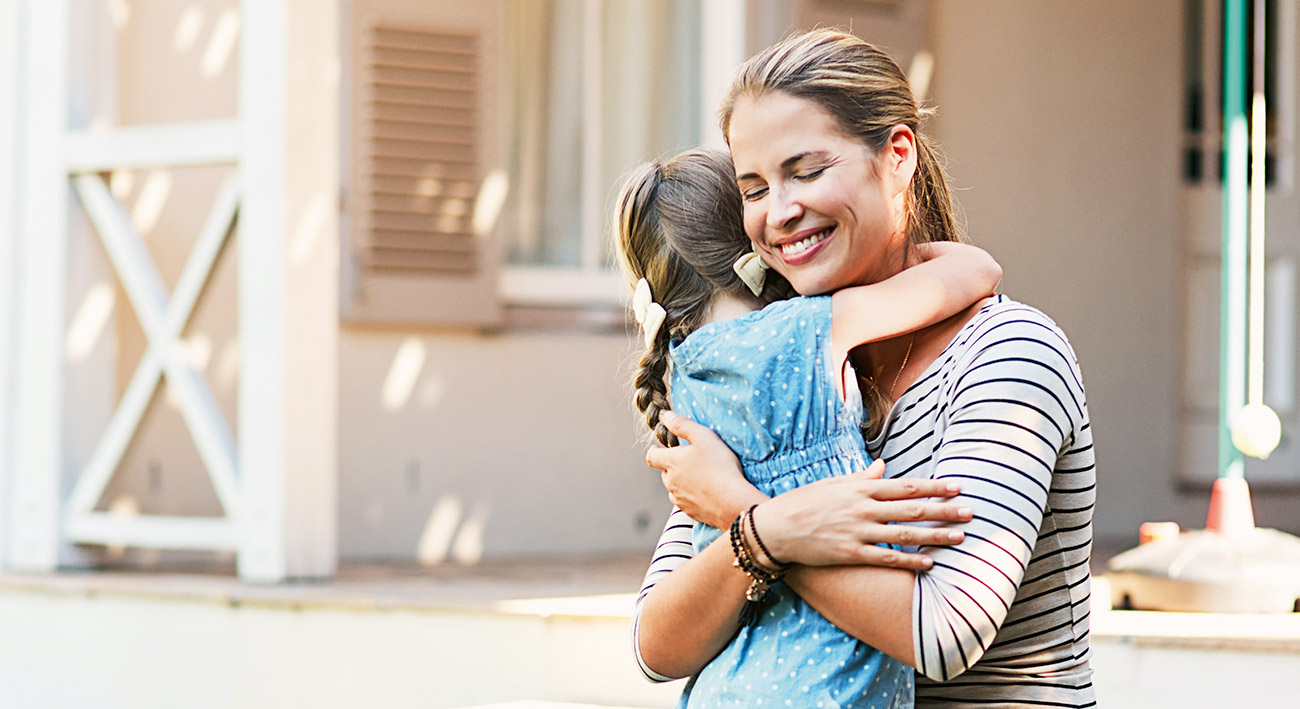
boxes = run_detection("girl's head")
[720,29,962,295]
[615,147,792,446]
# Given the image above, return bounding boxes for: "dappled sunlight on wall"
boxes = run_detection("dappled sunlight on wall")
[65,282,116,362]
[338,331,668,561]
[105,494,140,558]
[472,168,509,237]
[130,169,172,236]
[381,338,426,411]
[116,0,239,126]
[199,8,240,78]
[290,191,333,266]
[111,0,130,30]
[416,494,490,566]
[171,6,204,52]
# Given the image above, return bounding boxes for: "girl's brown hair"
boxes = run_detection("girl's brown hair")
[614,147,792,446]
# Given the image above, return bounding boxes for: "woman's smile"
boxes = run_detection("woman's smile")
[774,225,835,263]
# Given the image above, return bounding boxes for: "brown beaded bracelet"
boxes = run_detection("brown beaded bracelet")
[730,506,786,607]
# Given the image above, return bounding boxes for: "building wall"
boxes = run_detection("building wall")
[929,0,1300,546]
[53,0,1300,568]
[336,329,666,561]
[95,0,666,564]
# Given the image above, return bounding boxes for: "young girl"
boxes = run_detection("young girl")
[615,147,1000,708]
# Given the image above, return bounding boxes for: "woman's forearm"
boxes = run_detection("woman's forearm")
[636,533,755,679]
[784,564,917,668]
[638,526,921,679]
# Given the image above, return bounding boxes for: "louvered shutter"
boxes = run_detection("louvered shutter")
[344,0,504,326]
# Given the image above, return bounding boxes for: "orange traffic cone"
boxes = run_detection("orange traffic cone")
[1205,477,1256,535]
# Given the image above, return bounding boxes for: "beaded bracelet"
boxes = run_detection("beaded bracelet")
[746,504,791,574]
[730,505,788,622]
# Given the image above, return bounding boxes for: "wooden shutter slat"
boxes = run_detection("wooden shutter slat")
[364,52,475,75]
[365,176,479,198]
[363,109,475,129]
[368,63,476,87]
[368,194,473,214]
[368,70,476,93]
[363,249,477,274]
[368,211,471,234]
[367,232,476,251]
[368,28,475,54]
[369,127,474,147]
[362,159,479,181]
[368,85,474,109]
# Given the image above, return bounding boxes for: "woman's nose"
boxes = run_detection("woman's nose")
[766,189,803,230]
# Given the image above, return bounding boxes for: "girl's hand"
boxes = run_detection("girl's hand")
[645,411,768,529]
[753,460,973,570]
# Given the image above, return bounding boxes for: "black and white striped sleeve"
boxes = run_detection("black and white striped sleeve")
[631,506,696,682]
[912,312,1087,682]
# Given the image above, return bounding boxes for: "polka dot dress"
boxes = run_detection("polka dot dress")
[668,297,913,709]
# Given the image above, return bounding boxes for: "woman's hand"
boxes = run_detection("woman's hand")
[645,410,768,529]
[754,460,973,570]
[647,412,972,570]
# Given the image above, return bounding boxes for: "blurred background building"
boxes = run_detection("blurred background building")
[0,0,1297,707]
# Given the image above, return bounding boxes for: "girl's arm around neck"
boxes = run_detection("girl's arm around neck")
[829,242,1000,376]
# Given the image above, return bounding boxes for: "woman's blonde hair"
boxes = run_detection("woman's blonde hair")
[614,147,793,446]
[720,28,963,250]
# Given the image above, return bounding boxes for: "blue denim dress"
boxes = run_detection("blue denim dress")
[668,296,914,709]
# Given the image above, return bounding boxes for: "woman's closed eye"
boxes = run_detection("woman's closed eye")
[741,185,768,202]
[793,167,827,182]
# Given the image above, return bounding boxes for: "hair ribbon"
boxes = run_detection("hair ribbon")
[733,248,770,296]
[632,278,667,347]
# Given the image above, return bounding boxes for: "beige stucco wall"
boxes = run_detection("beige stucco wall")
[336,330,667,560]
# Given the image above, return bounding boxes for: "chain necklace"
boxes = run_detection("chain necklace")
[859,333,917,400]
[888,334,916,398]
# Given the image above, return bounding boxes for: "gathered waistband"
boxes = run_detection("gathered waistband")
[742,431,868,484]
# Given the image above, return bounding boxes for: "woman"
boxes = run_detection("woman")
[635,29,1096,708]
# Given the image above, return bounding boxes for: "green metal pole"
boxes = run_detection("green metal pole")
[1220,0,1248,480]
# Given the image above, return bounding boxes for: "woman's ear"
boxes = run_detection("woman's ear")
[883,125,918,197]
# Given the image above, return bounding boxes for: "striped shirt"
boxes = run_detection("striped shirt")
[634,296,1096,707]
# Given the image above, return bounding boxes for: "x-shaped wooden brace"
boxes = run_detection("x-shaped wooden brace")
[65,171,245,524]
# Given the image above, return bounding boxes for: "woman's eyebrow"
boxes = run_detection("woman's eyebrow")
[780,151,824,169]
[736,151,830,182]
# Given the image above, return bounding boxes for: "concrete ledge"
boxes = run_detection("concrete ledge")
[0,559,681,709]
[5,564,1297,708]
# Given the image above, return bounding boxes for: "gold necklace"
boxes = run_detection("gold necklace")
[858,334,917,399]
[888,334,916,398]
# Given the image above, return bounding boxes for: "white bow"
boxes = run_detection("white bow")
[632,278,667,347]
[733,248,770,296]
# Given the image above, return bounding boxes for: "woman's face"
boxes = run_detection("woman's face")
[728,92,914,295]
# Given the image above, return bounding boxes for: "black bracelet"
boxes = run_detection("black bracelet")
[745,504,791,572]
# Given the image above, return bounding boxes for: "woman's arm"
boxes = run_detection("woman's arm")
[638,413,971,678]
[633,510,756,680]
[829,242,1000,374]
[778,308,1090,680]
[649,411,969,546]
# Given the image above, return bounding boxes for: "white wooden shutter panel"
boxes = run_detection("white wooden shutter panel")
[344,1,504,327]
